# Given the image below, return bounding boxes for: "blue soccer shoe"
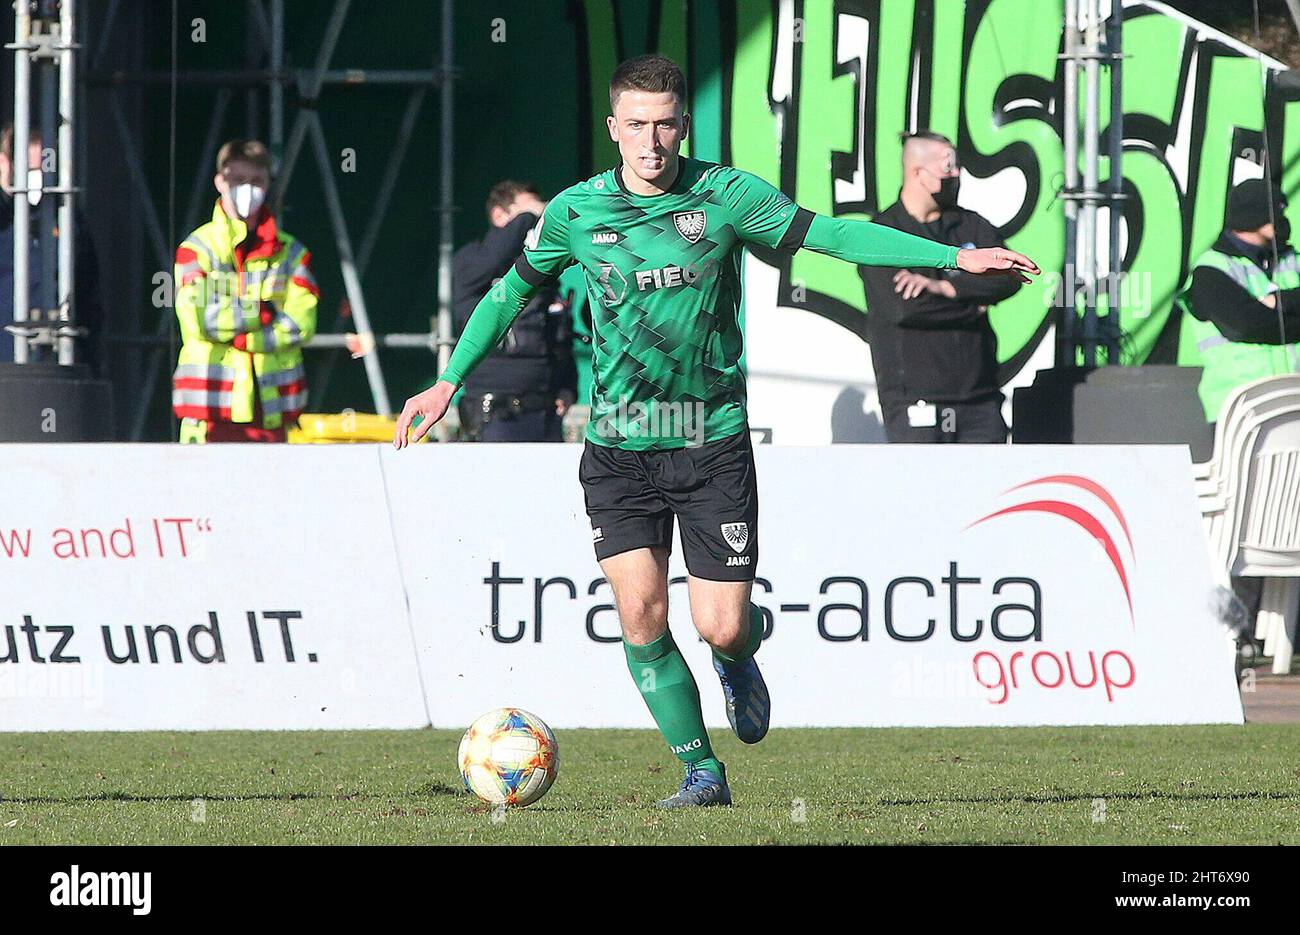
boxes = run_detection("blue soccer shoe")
[712,654,770,744]
[655,765,732,809]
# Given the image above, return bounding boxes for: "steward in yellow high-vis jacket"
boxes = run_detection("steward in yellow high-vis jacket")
[1176,179,1300,423]
[172,139,317,443]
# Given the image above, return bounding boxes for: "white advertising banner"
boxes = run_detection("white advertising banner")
[0,442,1242,730]
[0,445,428,730]
[383,444,1243,728]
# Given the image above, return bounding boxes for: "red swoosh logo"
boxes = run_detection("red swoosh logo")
[1005,474,1135,559]
[967,499,1134,626]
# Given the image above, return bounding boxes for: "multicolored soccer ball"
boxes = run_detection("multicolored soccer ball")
[457,708,559,807]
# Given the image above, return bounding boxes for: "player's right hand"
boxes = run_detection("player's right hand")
[955,246,1040,282]
[393,380,456,449]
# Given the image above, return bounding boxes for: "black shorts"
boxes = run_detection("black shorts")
[578,430,758,581]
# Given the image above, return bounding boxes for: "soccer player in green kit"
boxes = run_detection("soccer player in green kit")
[394,55,1037,807]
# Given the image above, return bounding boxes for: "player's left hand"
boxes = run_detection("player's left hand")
[956,246,1040,282]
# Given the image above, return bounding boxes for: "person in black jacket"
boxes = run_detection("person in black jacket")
[452,180,576,441]
[859,131,1022,443]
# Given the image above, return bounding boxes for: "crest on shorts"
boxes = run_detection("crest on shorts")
[720,522,748,554]
[673,210,707,244]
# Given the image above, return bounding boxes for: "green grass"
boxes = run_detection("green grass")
[2,725,1298,844]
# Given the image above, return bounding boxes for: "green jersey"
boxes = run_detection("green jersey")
[443,156,960,450]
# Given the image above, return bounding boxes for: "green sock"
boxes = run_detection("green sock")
[624,630,724,777]
[712,603,765,666]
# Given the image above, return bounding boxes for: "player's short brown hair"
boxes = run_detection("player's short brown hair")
[485,179,539,220]
[216,139,271,175]
[609,54,687,113]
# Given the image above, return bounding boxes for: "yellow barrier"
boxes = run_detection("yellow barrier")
[288,411,429,444]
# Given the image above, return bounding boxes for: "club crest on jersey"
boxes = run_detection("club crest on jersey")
[721,522,749,554]
[672,210,707,244]
[596,263,628,307]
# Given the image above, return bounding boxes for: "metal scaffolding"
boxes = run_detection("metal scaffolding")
[1058,0,1124,367]
[79,0,457,439]
[6,0,81,366]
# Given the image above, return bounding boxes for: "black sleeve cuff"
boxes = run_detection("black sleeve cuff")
[513,254,554,288]
[776,207,815,251]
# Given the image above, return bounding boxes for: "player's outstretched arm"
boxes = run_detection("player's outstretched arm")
[392,267,539,449]
[800,213,958,268]
[726,168,1039,279]
[799,213,1039,280]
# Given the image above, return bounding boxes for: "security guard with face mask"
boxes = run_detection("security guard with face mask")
[1176,178,1300,424]
[859,131,1023,443]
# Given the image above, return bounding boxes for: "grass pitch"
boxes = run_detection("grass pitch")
[1,725,1297,845]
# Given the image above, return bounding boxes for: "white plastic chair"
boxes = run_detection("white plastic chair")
[1199,396,1300,573]
[1193,374,1300,491]
[1232,413,1300,672]
[1193,381,1253,483]
[1201,402,1300,674]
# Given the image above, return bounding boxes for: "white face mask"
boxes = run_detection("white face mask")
[25,167,42,207]
[230,182,266,220]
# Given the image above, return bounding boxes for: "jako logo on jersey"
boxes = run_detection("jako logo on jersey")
[721,522,749,553]
[726,555,751,567]
[591,230,623,245]
[673,209,707,243]
[592,526,604,543]
[671,738,703,755]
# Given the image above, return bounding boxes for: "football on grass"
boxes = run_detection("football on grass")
[457,707,559,807]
